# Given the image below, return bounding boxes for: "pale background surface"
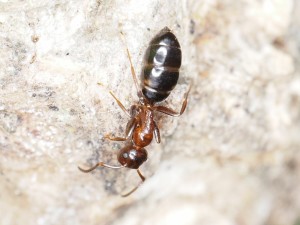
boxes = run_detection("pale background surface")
[0,0,300,225]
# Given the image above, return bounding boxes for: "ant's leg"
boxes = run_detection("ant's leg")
[108,90,131,117]
[104,135,127,141]
[120,32,143,98]
[105,118,137,141]
[153,121,161,143]
[125,117,137,137]
[153,84,192,117]
[97,83,130,117]
[121,169,146,197]
[78,162,124,173]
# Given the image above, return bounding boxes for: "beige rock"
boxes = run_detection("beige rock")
[1,0,300,225]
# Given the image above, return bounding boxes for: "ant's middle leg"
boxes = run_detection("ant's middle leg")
[104,135,127,141]
[105,117,137,141]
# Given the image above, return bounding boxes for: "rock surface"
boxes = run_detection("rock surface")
[0,0,300,225]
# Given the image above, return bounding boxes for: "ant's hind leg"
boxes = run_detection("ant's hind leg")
[119,31,143,98]
[97,83,130,117]
[78,162,124,173]
[121,169,146,197]
[153,121,161,144]
[153,83,192,117]
[108,91,131,117]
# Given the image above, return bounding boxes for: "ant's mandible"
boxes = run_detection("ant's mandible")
[78,27,191,197]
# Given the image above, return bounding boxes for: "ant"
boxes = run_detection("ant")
[79,27,191,197]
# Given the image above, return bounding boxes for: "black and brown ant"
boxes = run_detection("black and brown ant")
[79,27,191,196]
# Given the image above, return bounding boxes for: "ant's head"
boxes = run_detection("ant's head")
[118,145,148,169]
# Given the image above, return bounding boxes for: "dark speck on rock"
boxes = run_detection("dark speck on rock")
[48,105,59,111]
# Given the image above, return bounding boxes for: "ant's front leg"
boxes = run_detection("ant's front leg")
[105,117,137,141]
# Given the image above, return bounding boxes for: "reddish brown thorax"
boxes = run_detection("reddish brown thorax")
[132,106,154,148]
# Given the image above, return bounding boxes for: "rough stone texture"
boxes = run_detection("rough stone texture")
[1,0,300,225]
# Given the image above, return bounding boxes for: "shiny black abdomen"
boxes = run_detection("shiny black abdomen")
[141,27,182,102]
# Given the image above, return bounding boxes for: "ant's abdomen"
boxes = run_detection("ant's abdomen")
[141,27,182,103]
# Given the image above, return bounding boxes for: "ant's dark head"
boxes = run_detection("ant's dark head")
[117,145,148,169]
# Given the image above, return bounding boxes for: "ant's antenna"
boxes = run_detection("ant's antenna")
[78,162,124,172]
[121,169,145,197]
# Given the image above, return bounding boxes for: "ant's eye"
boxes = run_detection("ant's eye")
[123,153,128,158]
